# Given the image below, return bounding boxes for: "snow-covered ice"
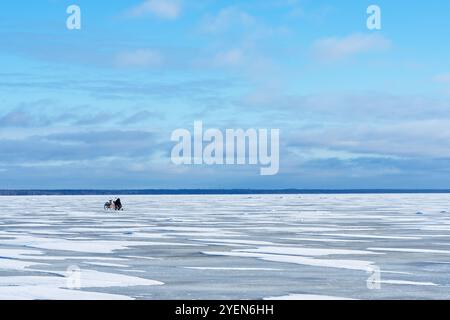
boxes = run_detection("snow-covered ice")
[264,294,356,300]
[1,194,450,300]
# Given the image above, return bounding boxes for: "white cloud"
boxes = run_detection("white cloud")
[200,7,255,34]
[434,73,450,84]
[114,49,164,68]
[213,49,245,67]
[128,0,181,20]
[312,33,391,62]
[287,119,450,159]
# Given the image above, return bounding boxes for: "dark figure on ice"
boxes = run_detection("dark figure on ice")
[104,199,113,210]
[114,198,123,211]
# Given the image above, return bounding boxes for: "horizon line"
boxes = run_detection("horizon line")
[2,189,450,195]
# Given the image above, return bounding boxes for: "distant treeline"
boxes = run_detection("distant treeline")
[1,189,450,196]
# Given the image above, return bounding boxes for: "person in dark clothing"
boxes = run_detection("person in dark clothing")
[114,198,123,211]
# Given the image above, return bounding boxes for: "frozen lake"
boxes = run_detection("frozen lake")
[1,194,450,300]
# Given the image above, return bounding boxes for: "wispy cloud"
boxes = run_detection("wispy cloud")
[127,0,182,20]
[120,111,165,125]
[200,7,255,34]
[312,33,391,62]
[0,100,56,128]
[0,130,161,163]
[114,49,164,68]
[434,73,450,84]
[212,49,245,67]
[433,73,450,94]
[0,110,33,127]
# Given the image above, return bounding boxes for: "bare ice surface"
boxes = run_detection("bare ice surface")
[1,194,450,300]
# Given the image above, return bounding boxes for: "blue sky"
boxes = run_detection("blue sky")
[1,0,450,189]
